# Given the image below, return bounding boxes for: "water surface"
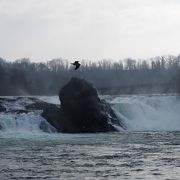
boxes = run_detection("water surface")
[0,132,180,180]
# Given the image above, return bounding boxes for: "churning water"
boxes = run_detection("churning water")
[111,95,180,131]
[0,95,180,179]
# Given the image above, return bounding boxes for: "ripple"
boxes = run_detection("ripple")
[0,132,180,179]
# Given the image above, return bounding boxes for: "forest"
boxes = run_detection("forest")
[0,55,180,95]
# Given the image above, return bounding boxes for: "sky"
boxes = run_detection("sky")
[0,0,180,62]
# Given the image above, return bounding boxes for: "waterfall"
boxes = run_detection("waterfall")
[110,95,180,131]
[0,97,56,133]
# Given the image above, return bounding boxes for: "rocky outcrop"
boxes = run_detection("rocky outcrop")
[0,105,6,112]
[42,78,123,133]
[42,106,72,132]
[26,101,58,110]
[6,109,30,114]
[0,78,123,133]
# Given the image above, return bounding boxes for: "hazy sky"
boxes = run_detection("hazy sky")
[0,0,180,62]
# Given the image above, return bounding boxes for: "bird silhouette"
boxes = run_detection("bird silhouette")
[71,61,81,70]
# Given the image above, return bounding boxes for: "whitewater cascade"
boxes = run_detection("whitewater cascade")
[0,97,56,133]
[0,112,47,133]
[111,95,180,131]
[0,95,180,133]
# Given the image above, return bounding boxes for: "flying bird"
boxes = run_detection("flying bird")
[71,61,81,70]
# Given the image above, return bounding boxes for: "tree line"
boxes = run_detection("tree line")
[0,55,180,95]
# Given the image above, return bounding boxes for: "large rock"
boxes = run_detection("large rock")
[42,78,123,133]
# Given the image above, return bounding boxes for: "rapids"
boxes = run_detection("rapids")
[0,95,180,132]
[110,95,180,131]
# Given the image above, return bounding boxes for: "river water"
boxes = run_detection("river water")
[0,95,180,179]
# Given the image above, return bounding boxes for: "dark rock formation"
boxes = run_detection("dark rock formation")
[0,97,25,102]
[41,104,64,132]
[0,104,6,112]
[5,109,30,114]
[25,101,55,110]
[42,106,64,132]
[42,77,123,133]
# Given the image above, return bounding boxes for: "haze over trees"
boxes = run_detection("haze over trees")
[0,55,180,95]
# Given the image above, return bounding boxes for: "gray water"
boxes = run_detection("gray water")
[0,95,180,179]
[0,132,180,180]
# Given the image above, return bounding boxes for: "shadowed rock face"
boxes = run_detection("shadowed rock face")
[43,77,123,133]
[0,105,6,112]
[26,102,58,110]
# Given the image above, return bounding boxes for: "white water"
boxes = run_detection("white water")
[0,97,56,133]
[0,95,180,133]
[0,112,45,133]
[111,95,180,131]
